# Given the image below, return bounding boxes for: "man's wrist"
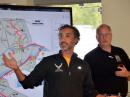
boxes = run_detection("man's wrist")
[127,72,130,78]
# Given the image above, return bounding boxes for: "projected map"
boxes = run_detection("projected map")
[0,6,71,97]
[0,18,48,97]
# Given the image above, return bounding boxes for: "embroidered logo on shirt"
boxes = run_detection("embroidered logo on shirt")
[108,55,114,59]
[55,63,63,72]
[77,66,82,70]
[115,55,121,63]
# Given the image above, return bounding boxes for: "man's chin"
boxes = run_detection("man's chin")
[61,48,68,52]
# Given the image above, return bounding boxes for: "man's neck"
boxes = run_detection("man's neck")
[62,49,73,58]
[100,45,111,53]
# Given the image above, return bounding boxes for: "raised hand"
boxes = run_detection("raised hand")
[2,53,18,71]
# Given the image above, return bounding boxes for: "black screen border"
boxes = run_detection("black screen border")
[0,4,72,25]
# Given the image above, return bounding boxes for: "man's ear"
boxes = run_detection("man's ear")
[74,38,79,45]
[96,35,99,42]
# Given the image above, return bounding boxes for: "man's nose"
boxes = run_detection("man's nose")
[59,36,66,42]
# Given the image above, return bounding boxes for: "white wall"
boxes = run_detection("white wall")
[102,0,130,94]
[102,0,130,57]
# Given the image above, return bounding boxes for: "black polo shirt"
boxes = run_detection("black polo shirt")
[84,45,130,96]
[20,51,97,97]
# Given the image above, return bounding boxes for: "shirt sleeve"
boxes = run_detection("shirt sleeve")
[19,57,49,89]
[120,48,130,71]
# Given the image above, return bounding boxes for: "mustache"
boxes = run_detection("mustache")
[60,42,67,45]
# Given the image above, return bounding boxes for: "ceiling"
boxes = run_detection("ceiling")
[33,0,101,5]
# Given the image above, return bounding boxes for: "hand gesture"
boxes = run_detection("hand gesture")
[2,53,18,71]
[115,65,129,78]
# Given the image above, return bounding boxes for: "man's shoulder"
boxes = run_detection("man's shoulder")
[44,53,59,59]
[76,56,84,62]
[40,54,59,63]
[85,47,99,56]
[84,47,99,61]
[112,45,125,52]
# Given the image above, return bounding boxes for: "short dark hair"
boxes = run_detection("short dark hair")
[59,24,80,40]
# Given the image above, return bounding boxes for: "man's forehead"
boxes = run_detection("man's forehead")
[100,26,111,31]
[99,27,111,33]
[59,29,74,34]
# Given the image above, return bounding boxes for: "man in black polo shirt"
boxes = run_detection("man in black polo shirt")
[84,24,130,97]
